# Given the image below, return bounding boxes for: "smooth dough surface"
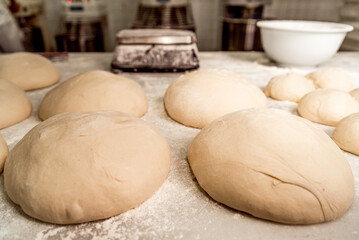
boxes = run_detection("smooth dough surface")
[0,134,8,173]
[4,111,171,224]
[0,52,60,90]
[188,108,354,224]
[297,89,359,126]
[350,88,359,102]
[306,67,353,91]
[164,70,268,128]
[39,70,148,120]
[0,79,32,129]
[264,72,316,102]
[333,113,359,156]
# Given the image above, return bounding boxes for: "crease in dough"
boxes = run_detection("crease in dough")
[188,108,354,224]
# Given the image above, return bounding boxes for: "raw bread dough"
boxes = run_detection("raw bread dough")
[306,67,353,91]
[164,70,268,128]
[333,113,359,156]
[188,108,354,224]
[4,111,170,224]
[264,72,316,102]
[297,89,359,126]
[0,52,60,90]
[350,88,359,102]
[0,79,32,129]
[0,134,8,173]
[39,70,148,120]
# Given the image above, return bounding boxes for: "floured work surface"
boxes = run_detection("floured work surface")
[1,52,359,240]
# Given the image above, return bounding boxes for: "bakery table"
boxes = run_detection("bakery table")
[1,52,359,240]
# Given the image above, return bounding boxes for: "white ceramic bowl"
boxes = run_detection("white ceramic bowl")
[257,20,353,67]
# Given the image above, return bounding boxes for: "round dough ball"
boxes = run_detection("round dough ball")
[188,108,354,224]
[39,70,148,120]
[298,89,359,126]
[264,73,316,102]
[164,70,268,128]
[0,79,32,129]
[350,88,359,102]
[0,134,8,173]
[0,52,60,90]
[306,67,353,91]
[4,111,170,224]
[333,113,359,156]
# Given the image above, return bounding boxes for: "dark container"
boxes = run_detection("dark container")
[56,20,104,52]
[222,17,263,51]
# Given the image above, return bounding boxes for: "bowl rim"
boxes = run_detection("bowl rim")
[256,20,353,33]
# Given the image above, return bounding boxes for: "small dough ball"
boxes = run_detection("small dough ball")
[306,67,353,91]
[0,52,60,90]
[164,70,268,128]
[0,134,8,173]
[4,111,170,224]
[0,79,32,129]
[188,108,354,224]
[350,88,359,102]
[333,113,359,156]
[297,89,359,126]
[39,70,148,120]
[264,73,316,102]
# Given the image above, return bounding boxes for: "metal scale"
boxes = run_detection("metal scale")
[112,0,199,72]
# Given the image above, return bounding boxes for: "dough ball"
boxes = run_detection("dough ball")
[188,108,354,224]
[306,67,353,91]
[264,73,316,102]
[0,79,32,129]
[4,111,170,224]
[0,52,60,90]
[0,134,8,173]
[333,113,359,156]
[39,70,148,120]
[164,70,268,128]
[350,88,359,102]
[297,89,359,126]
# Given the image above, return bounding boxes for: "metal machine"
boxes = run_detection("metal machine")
[133,0,195,31]
[56,0,106,52]
[222,0,272,51]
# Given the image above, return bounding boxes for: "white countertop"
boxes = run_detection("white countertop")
[1,52,359,240]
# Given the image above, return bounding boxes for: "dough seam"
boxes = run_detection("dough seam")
[197,160,328,220]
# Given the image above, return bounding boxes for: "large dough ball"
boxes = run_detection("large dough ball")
[0,134,8,173]
[333,113,359,156]
[297,89,359,126]
[0,52,60,90]
[0,79,32,129]
[164,70,268,128]
[306,67,353,92]
[264,73,316,102]
[188,108,354,224]
[350,88,359,102]
[4,111,170,224]
[39,70,148,120]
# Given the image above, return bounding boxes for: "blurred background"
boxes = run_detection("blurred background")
[0,0,358,53]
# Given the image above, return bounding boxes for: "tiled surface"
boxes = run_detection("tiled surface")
[340,0,359,50]
[264,0,343,22]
